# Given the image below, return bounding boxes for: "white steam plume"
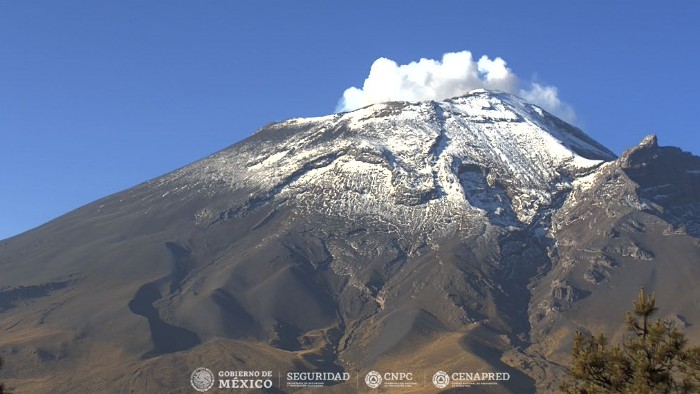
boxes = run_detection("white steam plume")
[337,50,575,123]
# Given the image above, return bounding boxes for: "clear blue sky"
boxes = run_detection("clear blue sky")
[1,1,699,240]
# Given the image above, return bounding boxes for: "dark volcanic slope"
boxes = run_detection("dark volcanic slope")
[522,135,700,391]
[1,91,698,393]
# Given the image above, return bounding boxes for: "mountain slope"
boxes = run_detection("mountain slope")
[524,135,700,390]
[1,90,697,393]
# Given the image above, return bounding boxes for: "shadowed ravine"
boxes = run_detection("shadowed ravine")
[127,282,200,358]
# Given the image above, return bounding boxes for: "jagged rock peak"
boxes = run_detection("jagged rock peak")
[640,134,659,148]
[621,134,659,168]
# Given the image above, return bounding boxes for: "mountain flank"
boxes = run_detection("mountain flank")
[1,90,698,393]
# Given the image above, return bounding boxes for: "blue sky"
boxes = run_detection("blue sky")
[1,1,699,240]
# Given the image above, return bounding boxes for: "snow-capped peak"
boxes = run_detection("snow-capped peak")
[170,90,616,233]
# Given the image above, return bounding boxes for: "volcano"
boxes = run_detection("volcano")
[1,90,699,393]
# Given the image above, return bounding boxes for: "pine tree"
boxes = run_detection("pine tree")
[561,289,700,393]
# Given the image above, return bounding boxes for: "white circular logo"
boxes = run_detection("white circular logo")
[190,367,215,392]
[365,370,383,388]
[432,371,450,389]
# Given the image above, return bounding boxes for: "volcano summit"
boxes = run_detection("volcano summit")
[1,90,699,393]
